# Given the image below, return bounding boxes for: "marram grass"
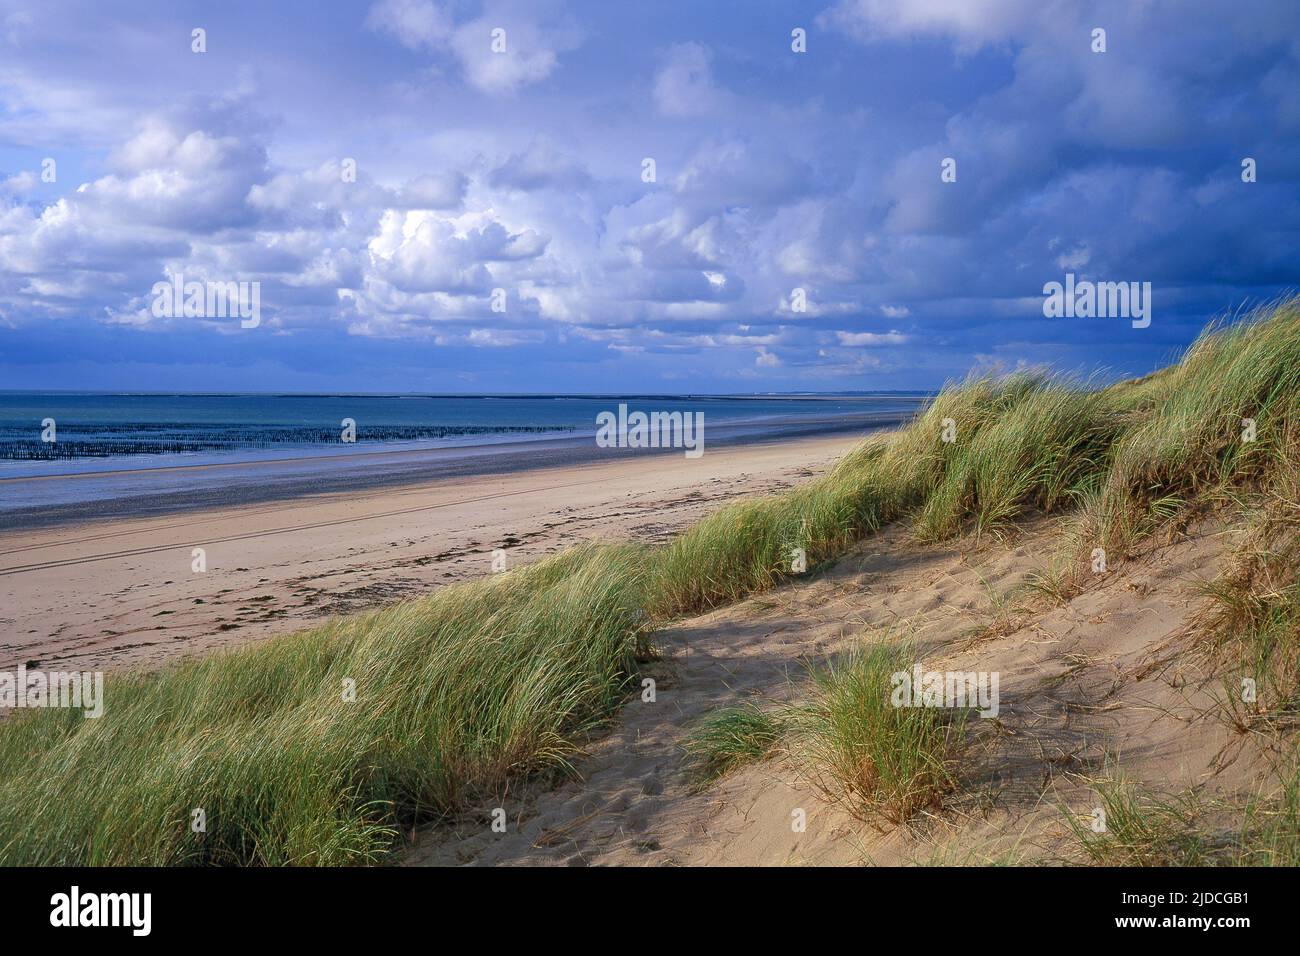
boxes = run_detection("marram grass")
[1,299,1297,864]
[1066,765,1300,867]
[0,544,650,864]
[794,639,967,824]
[681,704,786,787]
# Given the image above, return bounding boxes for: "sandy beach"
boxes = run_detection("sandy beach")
[0,432,861,673]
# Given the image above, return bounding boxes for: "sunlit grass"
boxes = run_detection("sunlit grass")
[794,639,968,824]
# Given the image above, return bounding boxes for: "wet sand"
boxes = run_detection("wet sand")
[0,411,905,530]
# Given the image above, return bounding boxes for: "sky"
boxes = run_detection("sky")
[0,0,1297,393]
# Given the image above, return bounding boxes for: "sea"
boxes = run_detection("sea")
[0,392,929,525]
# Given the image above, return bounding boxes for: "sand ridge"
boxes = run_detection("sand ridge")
[410,515,1266,866]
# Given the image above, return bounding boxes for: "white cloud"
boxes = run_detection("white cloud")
[489,138,591,191]
[365,0,451,49]
[1,170,38,193]
[1053,241,1091,270]
[397,172,468,209]
[819,0,1038,50]
[467,327,544,346]
[653,42,726,117]
[836,330,910,346]
[364,210,549,296]
[367,0,579,95]
[452,18,563,95]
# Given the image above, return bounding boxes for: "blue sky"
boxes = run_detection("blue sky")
[1,0,1297,393]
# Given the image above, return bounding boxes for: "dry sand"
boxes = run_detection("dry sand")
[0,433,858,673]
[411,515,1270,866]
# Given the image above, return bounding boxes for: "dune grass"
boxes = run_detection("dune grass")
[794,639,968,824]
[1,299,1297,864]
[680,704,786,787]
[1067,766,1300,867]
[1197,463,1300,732]
[911,375,1127,542]
[0,544,650,864]
[1083,298,1300,560]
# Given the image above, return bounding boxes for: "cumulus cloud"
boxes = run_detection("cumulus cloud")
[0,99,561,336]
[365,212,549,296]
[366,0,580,95]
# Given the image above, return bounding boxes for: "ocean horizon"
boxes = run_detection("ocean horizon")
[0,391,927,471]
[0,391,927,525]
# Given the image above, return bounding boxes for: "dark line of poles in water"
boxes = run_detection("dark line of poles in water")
[0,424,576,460]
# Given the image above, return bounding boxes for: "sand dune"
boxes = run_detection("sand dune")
[411,515,1270,866]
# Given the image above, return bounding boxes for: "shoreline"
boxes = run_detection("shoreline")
[0,412,906,531]
[0,430,868,674]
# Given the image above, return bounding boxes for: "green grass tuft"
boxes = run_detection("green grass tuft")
[680,704,785,786]
[1067,766,1300,867]
[794,639,968,824]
